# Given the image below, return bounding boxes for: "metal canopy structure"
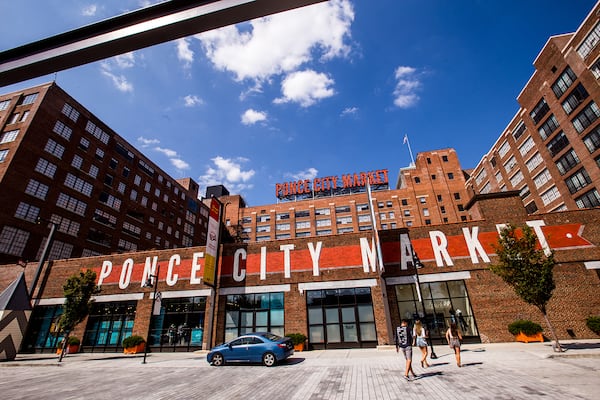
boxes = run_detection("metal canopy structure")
[0,0,327,87]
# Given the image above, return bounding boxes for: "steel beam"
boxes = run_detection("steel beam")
[0,0,327,87]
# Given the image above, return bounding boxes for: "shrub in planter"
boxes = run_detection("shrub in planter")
[286,333,307,346]
[508,320,543,336]
[57,336,80,354]
[586,316,600,335]
[122,335,146,349]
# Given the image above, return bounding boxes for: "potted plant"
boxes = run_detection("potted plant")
[286,333,307,351]
[586,316,600,335]
[508,319,544,343]
[122,335,146,354]
[56,336,80,355]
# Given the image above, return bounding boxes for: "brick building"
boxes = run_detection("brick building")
[0,82,209,265]
[220,148,472,244]
[3,191,599,353]
[467,1,600,213]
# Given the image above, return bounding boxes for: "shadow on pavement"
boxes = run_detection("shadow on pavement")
[560,342,600,350]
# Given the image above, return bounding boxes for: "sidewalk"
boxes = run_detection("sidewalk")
[1,339,599,400]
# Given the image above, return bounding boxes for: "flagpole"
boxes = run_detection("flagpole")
[403,134,415,166]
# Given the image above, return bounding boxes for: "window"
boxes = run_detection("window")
[7,113,19,124]
[530,98,550,125]
[404,210,411,217]
[56,193,87,216]
[144,182,151,192]
[85,120,110,144]
[95,148,104,160]
[14,202,40,222]
[335,205,351,213]
[99,192,121,211]
[358,214,371,223]
[583,126,600,153]
[64,173,93,197]
[540,186,561,206]
[538,115,559,140]
[520,185,531,199]
[88,165,99,178]
[525,201,538,214]
[138,159,155,176]
[379,212,386,221]
[0,99,10,111]
[50,214,80,236]
[518,137,535,156]
[25,179,49,200]
[503,156,517,173]
[0,226,29,257]
[551,67,577,98]
[526,152,543,172]
[562,84,589,115]
[565,168,592,194]
[475,169,487,185]
[315,208,330,216]
[115,142,135,161]
[256,225,271,233]
[480,182,491,194]
[533,169,552,189]
[442,155,449,162]
[336,216,352,225]
[423,208,430,217]
[122,221,142,238]
[276,223,290,231]
[512,121,527,141]
[241,217,252,224]
[317,229,332,236]
[295,210,310,218]
[414,177,421,184]
[18,93,38,105]
[276,213,290,221]
[79,137,90,150]
[389,211,395,219]
[419,197,426,204]
[497,141,510,158]
[577,22,600,59]
[20,110,30,122]
[555,149,580,175]
[257,214,270,223]
[296,221,310,229]
[316,219,331,227]
[454,193,461,200]
[61,103,80,122]
[53,121,72,140]
[71,154,83,169]
[447,172,454,180]
[401,199,408,206]
[117,182,126,194]
[356,203,369,212]
[575,189,600,208]
[572,101,600,133]
[0,129,19,144]
[509,171,524,187]
[44,139,65,159]
[34,158,57,178]
[224,293,285,341]
[546,131,569,157]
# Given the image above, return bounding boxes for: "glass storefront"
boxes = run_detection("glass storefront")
[395,280,479,342]
[224,292,284,342]
[306,287,377,349]
[148,296,206,351]
[83,301,136,352]
[22,305,63,353]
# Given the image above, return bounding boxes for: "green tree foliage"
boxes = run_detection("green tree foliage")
[491,224,562,351]
[57,269,101,360]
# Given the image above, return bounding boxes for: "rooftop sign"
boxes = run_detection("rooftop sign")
[275,169,389,200]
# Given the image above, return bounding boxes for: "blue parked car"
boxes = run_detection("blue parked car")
[207,332,294,367]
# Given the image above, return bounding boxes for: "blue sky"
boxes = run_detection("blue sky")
[1,0,597,205]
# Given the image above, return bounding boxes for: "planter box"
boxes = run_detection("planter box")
[515,332,543,343]
[124,342,146,354]
[294,343,305,352]
[56,344,79,355]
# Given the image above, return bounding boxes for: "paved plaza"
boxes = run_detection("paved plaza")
[1,340,599,400]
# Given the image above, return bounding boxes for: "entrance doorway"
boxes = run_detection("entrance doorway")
[306,287,377,349]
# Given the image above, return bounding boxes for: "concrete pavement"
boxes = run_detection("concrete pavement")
[1,339,599,399]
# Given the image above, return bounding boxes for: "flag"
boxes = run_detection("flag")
[403,134,408,145]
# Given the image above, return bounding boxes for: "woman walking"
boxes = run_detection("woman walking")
[413,319,429,368]
[445,322,463,367]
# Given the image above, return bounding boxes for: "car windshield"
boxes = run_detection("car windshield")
[260,332,282,342]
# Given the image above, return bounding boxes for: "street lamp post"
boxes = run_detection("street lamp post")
[142,264,160,364]
[411,248,438,359]
[30,217,58,300]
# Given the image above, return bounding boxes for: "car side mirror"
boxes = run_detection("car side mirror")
[228,343,233,349]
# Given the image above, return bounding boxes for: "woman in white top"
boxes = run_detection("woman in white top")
[413,319,429,368]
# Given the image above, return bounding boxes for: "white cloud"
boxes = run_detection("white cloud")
[393,66,421,108]
[285,167,318,181]
[82,4,97,16]
[176,38,194,68]
[115,52,135,69]
[183,95,203,107]
[241,109,267,125]
[341,106,358,116]
[198,156,255,194]
[170,158,190,170]
[154,146,191,171]
[137,136,160,147]
[196,0,354,84]
[100,68,133,92]
[155,147,178,158]
[274,70,334,107]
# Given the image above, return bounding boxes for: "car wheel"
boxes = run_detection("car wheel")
[211,352,224,366]
[262,352,276,367]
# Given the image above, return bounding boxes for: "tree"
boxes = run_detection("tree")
[57,269,101,361]
[490,224,562,351]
